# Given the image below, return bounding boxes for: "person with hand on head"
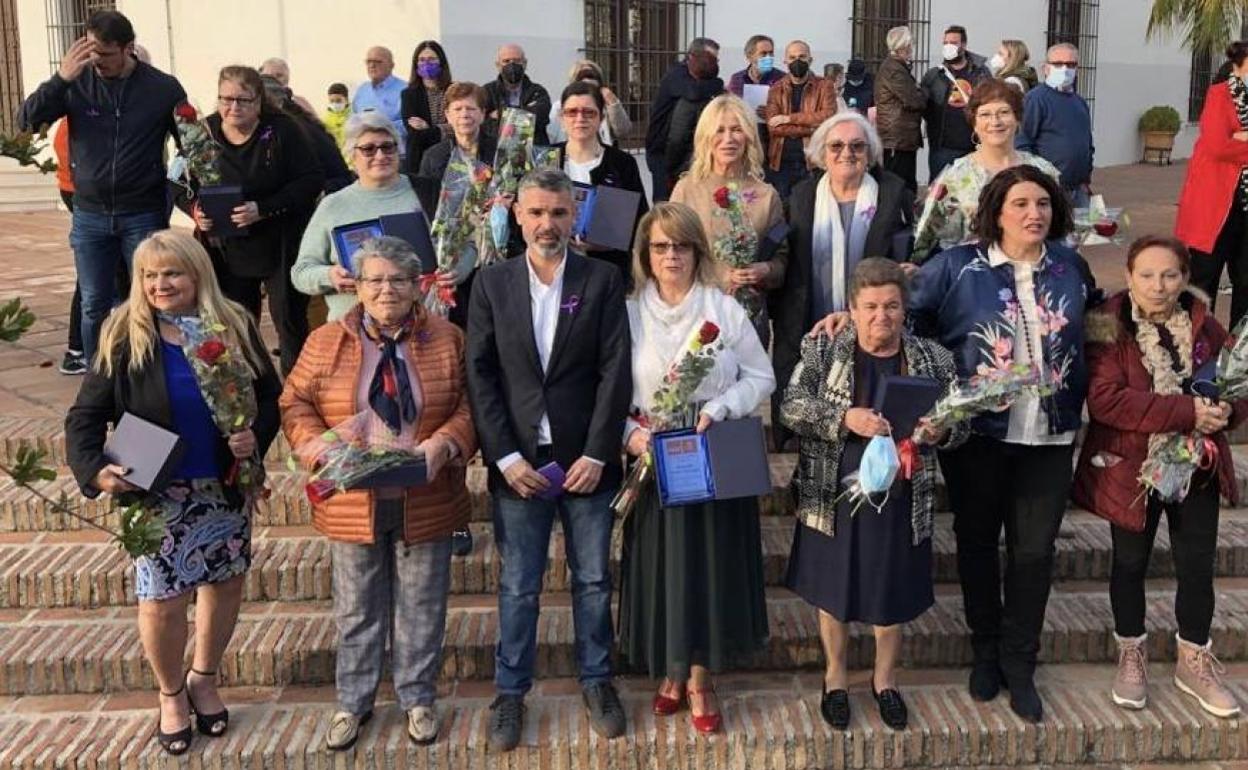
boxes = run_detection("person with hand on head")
[617,201,775,736]
[646,37,721,201]
[920,24,991,180]
[1016,43,1093,208]
[466,167,631,753]
[988,40,1037,93]
[1073,235,1245,719]
[874,25,927,192]
[400,40,452,174]
[352,46,408,157]
[546,59,633,146]
[763,39,839,198]
[281,236,477,751]
[483,44,552,145]
[65,231,281,756]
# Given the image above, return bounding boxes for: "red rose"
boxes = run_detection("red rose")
[1093,220,1118,237]
[174,102,198,123]
[932,183,948,201]
[305,479,337,505]
[698,321,720,345]
[713,186,732,209]
[195,339,227,365]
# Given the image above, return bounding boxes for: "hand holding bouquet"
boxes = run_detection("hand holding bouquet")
[300,411,426,505]
[710,183,764,320]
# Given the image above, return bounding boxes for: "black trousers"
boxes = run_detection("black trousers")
[1111,471,1219,645]
[882,149,917,193]
[216,264,307,377]
[1190,189,1248,332]
[939,435,1074,681]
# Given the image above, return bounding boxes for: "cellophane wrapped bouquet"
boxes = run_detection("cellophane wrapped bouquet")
[424,154,494,316]
[299,411,425,505]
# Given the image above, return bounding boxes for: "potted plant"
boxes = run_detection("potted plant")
[1139,105,1182,164]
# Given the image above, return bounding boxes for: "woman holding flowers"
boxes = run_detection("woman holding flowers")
[670,94,785,347]
[65,230,281,755]
[1073,234,1246,718]
[782,257,964,731]
[617,202,775,735]
[281,236,477,751]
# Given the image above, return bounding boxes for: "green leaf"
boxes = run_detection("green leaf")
[0,298,36,343]
[116,503,166,558]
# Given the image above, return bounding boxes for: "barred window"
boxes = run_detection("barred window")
[1046,0,1099,120]
[582,0,707,149]
[45,0,115,76]
[850,0,931,79]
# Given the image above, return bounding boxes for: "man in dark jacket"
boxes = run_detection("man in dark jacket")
[644,37,719,201]
[19,10,185,366]
[920,24,990,181]
[483,44,552,146]
[875,25,927,192]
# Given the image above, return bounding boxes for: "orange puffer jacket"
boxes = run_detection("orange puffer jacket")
[280,304,478,544]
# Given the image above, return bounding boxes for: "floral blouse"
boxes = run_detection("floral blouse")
[912,151,1061,263]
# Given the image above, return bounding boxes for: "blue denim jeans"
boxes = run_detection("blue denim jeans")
[493,487,616,696]
[69,208,168,363]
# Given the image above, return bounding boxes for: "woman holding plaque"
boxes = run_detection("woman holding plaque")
[617,202,775,735]
[552,80,648,287]
[65,230,281,755]
[781,257,964,731]
[281,236,477,750]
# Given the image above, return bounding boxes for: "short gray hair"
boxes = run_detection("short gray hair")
[806,111,884,169]
[886,26,913,54]
[517,167,573,200]
[352,236,422,279]
[1046,42,1079,60]
[343,112,400,156]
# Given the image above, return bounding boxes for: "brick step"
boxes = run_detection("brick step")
[1,585,1247,695]
[5,513,1248,609]
[0,663,1245,768]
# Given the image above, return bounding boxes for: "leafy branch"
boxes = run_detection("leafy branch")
[0,298,35,342]
[0,129,57,175]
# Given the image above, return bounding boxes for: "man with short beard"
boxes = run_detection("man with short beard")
[466,167,631,753]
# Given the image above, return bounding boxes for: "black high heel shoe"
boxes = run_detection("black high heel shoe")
[186,668,229,737]
[156,684,193,755]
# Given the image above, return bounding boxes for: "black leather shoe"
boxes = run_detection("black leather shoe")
[185,668,229,737]
[1008,677,1043,723]
[872,686,908,730]
[969,660,1003,701]
[156,684,192,755]
[487,694,526,752]
[820,686,850,730]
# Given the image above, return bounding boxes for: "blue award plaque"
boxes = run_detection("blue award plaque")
[331,219,385,273]
[652,428,714,506]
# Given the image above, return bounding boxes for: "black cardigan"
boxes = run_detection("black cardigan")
[66,322,282,509]
[400,80,445,174]
[553,142,649,288]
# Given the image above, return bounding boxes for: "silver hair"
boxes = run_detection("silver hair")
[886,26,913,54]
[352,236,422,279]
[1046,42,1079,60]
[343,111,400,156]
[517,166,574,200]
[806,111,884,169]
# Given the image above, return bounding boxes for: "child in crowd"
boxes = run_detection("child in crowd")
[322,82,350,150]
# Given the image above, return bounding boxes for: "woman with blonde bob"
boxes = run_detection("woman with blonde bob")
[65,230,281,755]
[671,94,786,346]
[617,201,775,735]
[991,40,1038,93]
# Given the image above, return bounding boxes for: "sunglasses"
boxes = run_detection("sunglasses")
[563,107,600,119]
[828,140,868,157]
[356,142,398,157]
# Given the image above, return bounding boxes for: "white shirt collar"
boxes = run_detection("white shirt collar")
[987,242,1048,267]
[526,251,567,289]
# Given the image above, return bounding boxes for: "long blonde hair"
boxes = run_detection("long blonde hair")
[95,230,266,377]
[687,94,766,181]
[999,39,1030,74]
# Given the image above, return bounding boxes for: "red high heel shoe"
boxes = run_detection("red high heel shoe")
[688,684,721,734]
[652,679,685,716]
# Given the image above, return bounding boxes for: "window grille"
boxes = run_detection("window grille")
[1046,0,1099,121]
[45,0,115,76]
[849,0,931,79]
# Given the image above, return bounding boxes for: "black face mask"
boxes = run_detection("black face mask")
[789,59,810,79]
[501,62,525,85]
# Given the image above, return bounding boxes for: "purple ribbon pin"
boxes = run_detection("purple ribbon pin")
[417,329,433,344]
[561,295,581,315]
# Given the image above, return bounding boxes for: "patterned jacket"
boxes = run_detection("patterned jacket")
[779,325,967,543]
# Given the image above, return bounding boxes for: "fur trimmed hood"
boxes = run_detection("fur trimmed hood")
[1085,287,1213,346]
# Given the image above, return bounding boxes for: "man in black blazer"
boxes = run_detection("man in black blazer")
[466,167,631,752]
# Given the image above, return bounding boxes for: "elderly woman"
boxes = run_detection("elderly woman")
[783,258,964,731]
[181,65,324,375]
[1073,235,1245,718]
[618,202,775,735]
[773,111,914,450]
[874,26,927,192]
[1177,41,1248,330]
[912,79,1060,263]
[66,230,281,755]
[400,40,453,174]
[548,59,633,146]
[554,80,648,285]
[671,94,785,346]
[908,164,1090,723]
[281,236,477,750]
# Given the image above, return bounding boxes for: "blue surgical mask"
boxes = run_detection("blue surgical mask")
[1046,65,1076,91]
[858,435,900,495]
[489,202,510,250]
[756,55,775,75]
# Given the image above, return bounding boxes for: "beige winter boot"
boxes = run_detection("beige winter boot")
[1111,633,1148,709]
[1174,635,1240,718]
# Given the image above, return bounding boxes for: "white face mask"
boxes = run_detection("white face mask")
[942,43,961,62]
[987,53,1005,74]
[1046,65,1076,91]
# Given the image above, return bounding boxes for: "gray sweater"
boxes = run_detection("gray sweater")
[292,179,422,320]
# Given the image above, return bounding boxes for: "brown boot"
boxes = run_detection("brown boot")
[1111,633,1148,709]
[1174,635,1240,718]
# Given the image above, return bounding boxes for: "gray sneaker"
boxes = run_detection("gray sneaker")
[487,694,525,752]
[583,681,626,739]
[1112,633,1148,709]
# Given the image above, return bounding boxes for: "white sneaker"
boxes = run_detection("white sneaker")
[407,705,438,745]
[326,709,371,751]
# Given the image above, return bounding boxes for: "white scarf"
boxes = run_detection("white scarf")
[635,280,711,413]
[813,171,878,312]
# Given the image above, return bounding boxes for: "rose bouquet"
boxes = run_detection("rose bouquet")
[1072,194,1128,247]
[171,102,223,187]
[484,109,537,251]
[425,155,494,316]
[710,183,764,320]
[918,362,1050,438]
[299,411,425,504]
[610,321,723,517]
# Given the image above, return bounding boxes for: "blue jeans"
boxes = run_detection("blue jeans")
[493,486,616,696]
[69,208,168,363]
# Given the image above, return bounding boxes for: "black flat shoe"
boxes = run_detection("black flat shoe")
[1007,677,1043,723]
[969,660,1003,701]
[872,686,908,730]
[156,684,192,755]
[820,686,850,730]
[186,668,229,737]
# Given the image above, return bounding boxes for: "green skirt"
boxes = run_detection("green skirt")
[617,484,769,680]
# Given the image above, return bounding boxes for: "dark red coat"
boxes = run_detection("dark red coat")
[1072,290,1248,531]
[1175,82,1248,253]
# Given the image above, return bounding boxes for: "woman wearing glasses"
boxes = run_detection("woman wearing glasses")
[771,111,913,450]
[181,65,324,375]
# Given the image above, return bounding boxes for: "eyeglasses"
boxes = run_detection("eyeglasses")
[359,276,414,290]
[563,107,600,119]
[650,241,694,255]
[975,109,1015,122]
[1048,61,1078,68]
[828,140,869,157]
[355,142,399,157]
[217,95,257,107]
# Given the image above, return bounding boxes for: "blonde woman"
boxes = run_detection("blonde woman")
[65,230,281,755]
[547,59,633,145]
[670,94,785,345]
[991,40,1037,93]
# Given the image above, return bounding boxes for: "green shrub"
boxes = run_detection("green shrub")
[1138,105,1181,133]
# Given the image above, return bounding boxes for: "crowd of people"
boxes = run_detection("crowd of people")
[20,7,1247,759]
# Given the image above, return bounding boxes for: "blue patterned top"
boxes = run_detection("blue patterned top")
[161,340,219,479]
